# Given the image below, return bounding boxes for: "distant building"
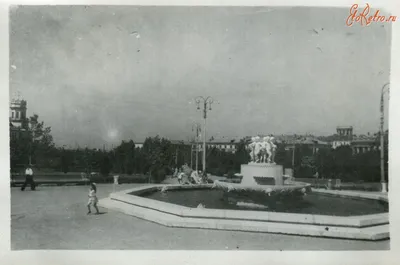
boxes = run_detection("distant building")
[330,126,353,149]
[332,139,352,149]
[135,143,144,149]
[318,126,383,154]
[134,139,238,153]
[200,141,237,153]
[133,128,385,157]
[276,136,331,154]
[351,138,379,154]
[336,126,353,137]
[9,97,29,140]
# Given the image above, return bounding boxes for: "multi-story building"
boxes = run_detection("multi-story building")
[9,97,29,140]
[331,126,353,149]
[276,135,331,154]
[132,127,385,157]
[198,141,238,153]
[318,126,383,154]
[351,137,379,154]
[134,140,238,153]
[336,126,353,137]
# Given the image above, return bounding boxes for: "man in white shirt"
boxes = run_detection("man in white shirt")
[21,165,36,191]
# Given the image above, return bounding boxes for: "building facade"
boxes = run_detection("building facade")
[318,126,381,154]
[9,98,29,140]
[336,126,353,137]
[196,141,237,153]
[134,140,238,153]
[277,136,331,154]
[351,138,379,154]
[331,126,353,149]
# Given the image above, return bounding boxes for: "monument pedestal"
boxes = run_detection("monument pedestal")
[240,163,284,186]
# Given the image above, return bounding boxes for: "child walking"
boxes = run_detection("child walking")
[87,183,99,215]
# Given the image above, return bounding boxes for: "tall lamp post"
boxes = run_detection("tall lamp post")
[380,83,390,193]
[192,122,201,172]
[195,96,214,175]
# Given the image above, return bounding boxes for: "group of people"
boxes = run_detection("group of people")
[174,164,207,184]
[19,164,100,215]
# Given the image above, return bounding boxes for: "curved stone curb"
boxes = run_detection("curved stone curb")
[99,184,389,241]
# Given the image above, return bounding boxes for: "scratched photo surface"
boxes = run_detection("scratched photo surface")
[9,5,391,250]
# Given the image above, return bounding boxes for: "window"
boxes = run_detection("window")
[11,111,14,118]
[16,112,19,119]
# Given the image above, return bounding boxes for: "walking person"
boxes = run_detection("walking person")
[87,183,100,215]
[21,164,35,191]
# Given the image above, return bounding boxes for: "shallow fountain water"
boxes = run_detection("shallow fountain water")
[138,188,388,216]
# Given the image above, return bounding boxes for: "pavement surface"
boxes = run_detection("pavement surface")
[11,184,390,250]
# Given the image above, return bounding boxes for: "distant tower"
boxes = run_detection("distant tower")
[10,92,30,131]
[10,96,28,129]
[336,126,353,139]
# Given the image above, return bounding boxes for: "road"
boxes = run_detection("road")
[11,184,390,250]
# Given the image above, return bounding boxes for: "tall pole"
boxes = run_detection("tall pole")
[175,147,178,166]
[380,83,390,193]
[195,142,199,172]
[203,110,206,174]
[192,123,201,171]
[29,120,33,166]
[190,143,193,169]
[195,96,214,175]
[292,144,295,169]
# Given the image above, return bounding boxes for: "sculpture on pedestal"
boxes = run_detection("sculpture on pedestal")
[269,136,277,164]
[261,136,271,163]
[212,134,311,207]
[247,135,277,164]
[264,136,277,164]
[248,136,262,163]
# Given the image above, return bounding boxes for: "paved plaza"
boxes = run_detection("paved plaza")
[11,184,389,250]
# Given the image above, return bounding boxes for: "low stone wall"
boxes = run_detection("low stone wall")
[99,184,389,241]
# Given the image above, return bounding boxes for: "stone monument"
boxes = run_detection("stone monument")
[212,135,311,207]
[241,135,283,186]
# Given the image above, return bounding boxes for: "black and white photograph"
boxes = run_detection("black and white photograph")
[7,3,395,253]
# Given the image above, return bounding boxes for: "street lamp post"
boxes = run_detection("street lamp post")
[192,122,201,172]
[380,83,390,193]
[190,143,193,169]
[292,144,295,169]
[195,96,214,175]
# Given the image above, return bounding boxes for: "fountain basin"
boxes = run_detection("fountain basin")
[99,184,389,241]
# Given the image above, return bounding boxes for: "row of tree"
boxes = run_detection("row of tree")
[290,143,388,183]
[10,115,388,183]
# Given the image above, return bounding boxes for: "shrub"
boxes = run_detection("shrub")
[151,166,169,183]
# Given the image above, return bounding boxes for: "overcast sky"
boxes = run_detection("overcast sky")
[9,6,391,148]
